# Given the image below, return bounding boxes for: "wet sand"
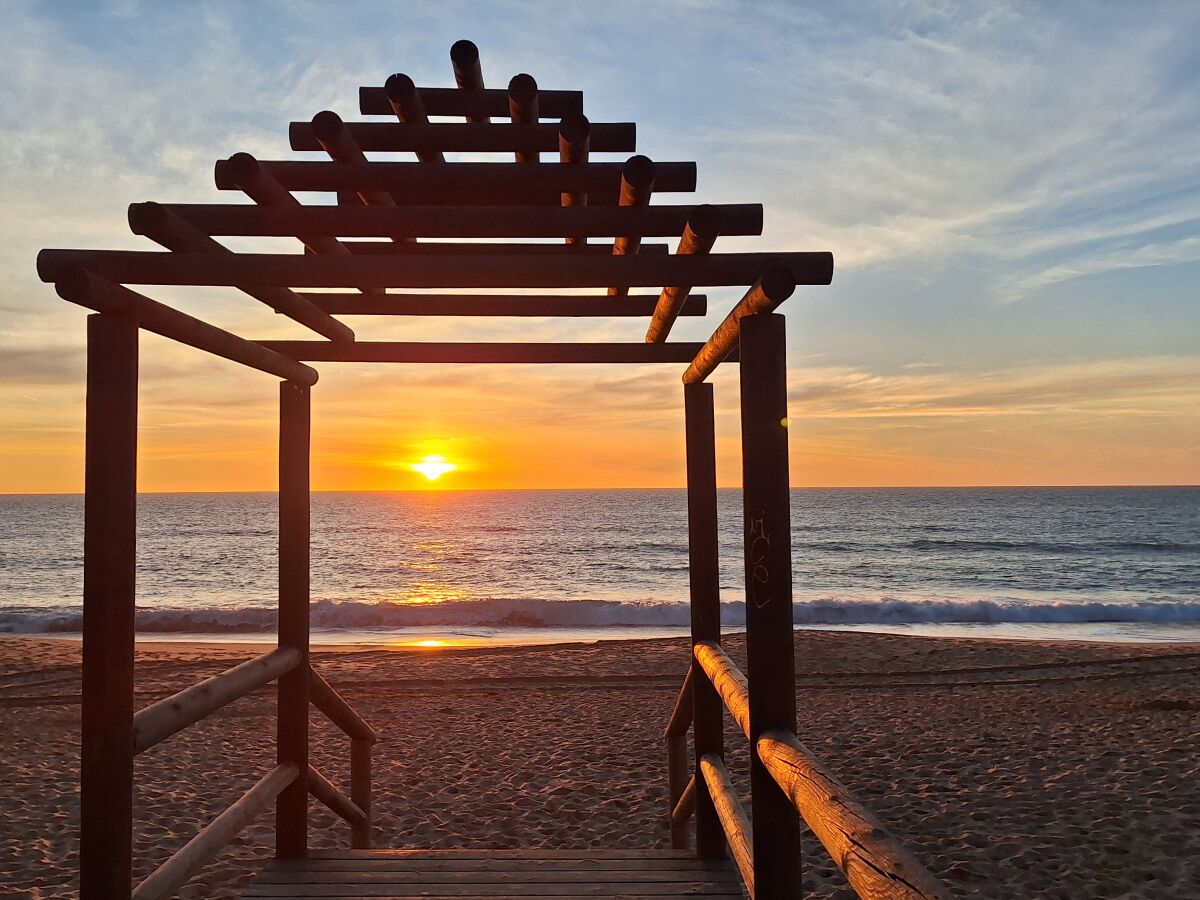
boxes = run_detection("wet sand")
[0,631,1197,898]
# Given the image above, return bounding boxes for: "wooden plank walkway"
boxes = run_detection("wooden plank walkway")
[242,849,745,898]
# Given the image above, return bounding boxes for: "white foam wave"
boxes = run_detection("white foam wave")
[1,595,1198,634]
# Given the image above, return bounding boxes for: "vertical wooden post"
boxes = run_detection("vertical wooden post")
[684,380,725,859]
[80,313,138,900]
[350,738,373,849]
[739,313,801,896]
[276,381,311,857]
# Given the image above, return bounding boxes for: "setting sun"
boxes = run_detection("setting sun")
[411,454,456,481]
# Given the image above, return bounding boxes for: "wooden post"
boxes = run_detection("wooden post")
[275,381,311,857]
[80,313,138,900]
[684,380,725,859]
[739,312,801,896]
[351,738,372,849]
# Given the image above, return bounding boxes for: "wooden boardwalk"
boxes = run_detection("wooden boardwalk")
[242,849,745,898]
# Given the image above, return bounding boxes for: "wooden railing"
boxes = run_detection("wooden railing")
[665,641,949,899]
[120,658,374,900]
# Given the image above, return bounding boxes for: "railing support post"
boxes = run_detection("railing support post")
[350,737,373,849]
[276,381,311,857]
[684,380,725,858]
[740,312,801,896]
[80,313,138,900]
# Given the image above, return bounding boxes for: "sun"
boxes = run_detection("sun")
[411,454,456,481]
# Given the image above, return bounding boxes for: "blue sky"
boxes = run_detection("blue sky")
[2,1,1197,489]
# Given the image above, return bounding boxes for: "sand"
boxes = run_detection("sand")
[0,630,1197,899]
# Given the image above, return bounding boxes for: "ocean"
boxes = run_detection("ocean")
[0,487,1197,645]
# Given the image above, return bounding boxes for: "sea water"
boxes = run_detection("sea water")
[0,488,1197,644]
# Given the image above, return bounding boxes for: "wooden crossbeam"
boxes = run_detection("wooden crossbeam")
[310,112,399,209]
[647,205,724,343]
[685,268,797,384]
[379,74,442,163]
[559,114,591,244]
[37,249,834,289]
[609,155,655,296]
[147,204,763,239]
[451,39,487,121]
[323,241,669,256]
[254,341,736,364]
[360,84,583,118]
[301,292,708,317]
[289,121,636,154]
[214,161,697,194]
[508,73,539,162]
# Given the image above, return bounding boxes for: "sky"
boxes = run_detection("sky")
[1,0,1197,492]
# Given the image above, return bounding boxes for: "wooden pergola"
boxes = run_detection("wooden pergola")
[38,40,947,900]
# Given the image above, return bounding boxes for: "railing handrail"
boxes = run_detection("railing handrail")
[308,663,376,850]
[310,664,377,743]
[681,641,950,900]
[307,763,368,827]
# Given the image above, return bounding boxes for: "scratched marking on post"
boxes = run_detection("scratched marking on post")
[748,511,771,608]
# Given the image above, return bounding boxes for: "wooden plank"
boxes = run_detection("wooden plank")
[360,84,583,118]
[126,201,355,343]
[132,647,300,754]
[303,292,704,317]
[321,242,670,256]
[242,885,740,897]
[739,313,800,898]
[646,207,723,343]
[699,755,754,898]
[36,250,833,290]
[289,122,636,154]
[79,312,138,900]
[306,850,706,860]
[267,859,733,873]
[683,270,796,384]
[692,642,750,740]
[276,382,311,858]
[308,764,367,826]
[757,729,950,899]
[132,763,298,900]
[52,270,319,386]
[684,382,726,860]
[310,666,377,742]
[257,868,741,884]
[154,203,762,239]
[255,341,726,365]
[214,160,697,196]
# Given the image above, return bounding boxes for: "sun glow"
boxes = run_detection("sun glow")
[412,454,456,481]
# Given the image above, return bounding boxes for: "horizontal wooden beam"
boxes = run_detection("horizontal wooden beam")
[38,249,829,290]
[310,666,377,743]
[50,269,319,386]
[700,754,754,897]
[758,729,950,899]
[154,203,763,239]
[684,268,798,384]
[307,764,367,827]
[127,201,355,342]
[324,241,669,256]
[255,341,734,365]
[132,648,300,755]
[131,763,298,900]
[289,121,635,154]
[693,640,750,740]
[360,84,583,118]
[213,159,697,197]
[303,292,707,317]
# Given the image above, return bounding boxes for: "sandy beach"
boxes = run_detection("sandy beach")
[0,630,1197,899]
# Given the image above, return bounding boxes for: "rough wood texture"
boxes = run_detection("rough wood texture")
[692,641,750,740]
[310,666,378,743]
[646,206,723,343]
[53,270,318,385]
[740,313,801,898]
[213,160,696,196]
[37,250,832,291]
[124,201,354,343]
[257,341,729,365]
[80,312,138,900]
[757,730,950,900]
[685,382,726,860]
[132,648,300,755]
[289,121,636,154]
[148,202,760,239]
[132,764,299,900]
[244,849,741,897]
[683,268,796,384]
[699,755,755,898]
[361,84,583,118]
[305,293,703,318]
[307,764,367,828]
[276,383,311,858]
